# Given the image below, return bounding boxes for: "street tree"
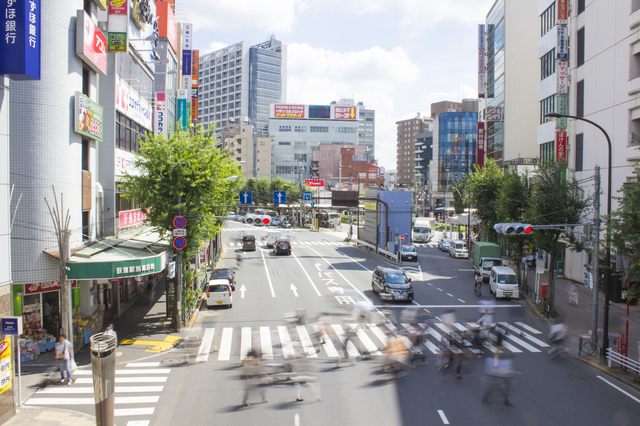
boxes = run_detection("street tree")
[468,159,503,241]
[496,167,532,261]
[449,176,469,215]
[527,161,588,316]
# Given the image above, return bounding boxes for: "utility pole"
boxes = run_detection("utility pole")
[591,165,601,345]
[44,187,73,346]
[175,196,183,332]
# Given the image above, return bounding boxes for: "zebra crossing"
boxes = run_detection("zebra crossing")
[223,227,303,232]
[26,362,170,426]
[227,240,348,247]
[196,321,549,363]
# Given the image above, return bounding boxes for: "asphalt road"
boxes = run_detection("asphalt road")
[24,223,640,425]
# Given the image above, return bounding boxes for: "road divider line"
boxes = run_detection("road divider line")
[260,248,276,298]
[74,369,170,375]
[196,328,216,362]
[292,253,322,296]
[437,409,450,424]
[458,299,466,303]
[446,293,454,297]
[125,362,160,368]
[597,376,640,404]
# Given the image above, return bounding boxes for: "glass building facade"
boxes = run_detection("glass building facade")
[249,39,286,135]
[437,112,478,190]
[486,0,505,163]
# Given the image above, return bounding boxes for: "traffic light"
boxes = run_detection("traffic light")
[494,223,533,235]
[262,216,271,226]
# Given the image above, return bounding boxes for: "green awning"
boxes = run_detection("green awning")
[60,227,171,280]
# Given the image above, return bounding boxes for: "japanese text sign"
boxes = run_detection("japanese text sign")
[333,105,356,120]
[0,0,41,80]
[557,0,568,25]
[108,0,127,14]
[556,131,567,163]
[274,104,305,118]
[74,92,104,142]
[119,208,148,228]
[557,26,568,60]
[155,0,176,53]
[477,122,485,168]
[0,338,11,395]
[76,10,107,75]
[557,61,568,94]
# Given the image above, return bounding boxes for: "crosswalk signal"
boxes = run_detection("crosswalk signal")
[494,223,533,235]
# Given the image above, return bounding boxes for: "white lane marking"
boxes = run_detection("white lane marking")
[315,263,322,271]
[368,324,389,347]
[115,408,155,416]
[458,299,466,303]
[313,324,339,358]
[260,248,276,297]
[26,396,159,405]
[196,328,216,362]
[438,409,450,425]
[36,386,164,394]
[260,326,273,359]
[292,253,322,296]
[277,326,296,358]
[373,304,523,309]
[495,327,540,352]
[74,369,170,375]
[240,327,252,360]
[296,325,318,358]
[446,293,454,297]
[515,321,543,334]
[350,324,381,355]
[437,288,443,291]
[295,413,300,426]
[218,327,233,361]
[127,421,150,426]
[75,377,167,384]
[125,362,160,368]
[428,283,433,286]
[240,285,246,298]
[318,272,322,278]
[597,376,640,404]
[290,283,299,297]
[498,322,549,347]
[332,324,360,358]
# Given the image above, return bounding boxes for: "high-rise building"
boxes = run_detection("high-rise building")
[197,36,287,134]
[483,0,539,168]
[395,113,433,186]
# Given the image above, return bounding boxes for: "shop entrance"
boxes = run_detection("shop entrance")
[42,291,60,340]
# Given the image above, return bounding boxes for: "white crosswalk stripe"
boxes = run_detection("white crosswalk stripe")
[194,321,547,363]
[27,364,171,424]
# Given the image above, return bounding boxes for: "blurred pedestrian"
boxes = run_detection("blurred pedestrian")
[148,277,158,306]
[103,323,117,347]
[568,282,578,306]
[241,357,272,406]
[441,309,457,333]
[481,353,518,406]
[290,357,321,402]
[437,333,453,371]
[55,334,75,385]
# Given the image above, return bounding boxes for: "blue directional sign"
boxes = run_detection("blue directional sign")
[273,191,287,205]
[239,191,253,205]
[311,201,315,207]
[303,191,312,202]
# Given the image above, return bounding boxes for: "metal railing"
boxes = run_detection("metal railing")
[536,298,550,319]
[606,348,640,375]
[579,336,603,362]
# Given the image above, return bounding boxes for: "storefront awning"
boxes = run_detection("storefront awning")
[46,227,171,280]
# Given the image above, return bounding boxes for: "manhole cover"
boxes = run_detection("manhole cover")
[566,373,591,382]
[161,358,185,365]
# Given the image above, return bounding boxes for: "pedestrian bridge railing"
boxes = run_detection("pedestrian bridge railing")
[606,348,640,375]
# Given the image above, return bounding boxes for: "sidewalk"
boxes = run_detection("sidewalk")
[522,267,640,385]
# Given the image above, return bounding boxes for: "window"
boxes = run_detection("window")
[310,126,329,133]
[294,125,307,132]
[577,27,585,67]
[575,134,584,172]
[540,4,556,36]
[294,142,306,150]
[540,96,555,124]
[541,49,556,79]
[294,154,307,162]
[540,141,555,163]
[278,141,291,146]
[579,0,586,14]
[115,112,146,154]
[576,80,585,118]
[279,125,291,132]
[276,165,292,174]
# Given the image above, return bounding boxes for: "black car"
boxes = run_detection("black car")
[399,244,418,262]
[242,235,256,251]
[371,266,413,302]
[273,240,292,255]
[211,268,236,291]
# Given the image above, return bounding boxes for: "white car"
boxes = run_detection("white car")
[438,238,452,251]
[489,266,519,299]
[206,279,233,308]
[448,240,469,258]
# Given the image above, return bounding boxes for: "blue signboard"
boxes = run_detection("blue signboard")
[182,50,192,75]
[303,191,312,201]
[239,191,253,205]
[1,317,22,335]
[0,0,41,80]
[273,191,286,205]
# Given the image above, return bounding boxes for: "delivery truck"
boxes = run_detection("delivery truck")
[472,242,503,281]
[412,217,435,243]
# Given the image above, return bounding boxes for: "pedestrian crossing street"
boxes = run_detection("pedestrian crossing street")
[196,321,549,363]
[26,362,169,426]
[227,240,348,247]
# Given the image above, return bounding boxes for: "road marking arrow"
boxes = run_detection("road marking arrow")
[240,285,246,299]
[315,263,321,271]
[290,283,298,297]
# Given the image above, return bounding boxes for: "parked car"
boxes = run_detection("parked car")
[273,239,292,255]
[234,215,244,222]
[279,220,292,228]
[448,240,469,258]
[242,235,256,251]
[211,268,236,291]
[399,244,418,262]
[438,238,452,251]
[489,266,519,299]
[371,266,413,302]
[206,279,233,308]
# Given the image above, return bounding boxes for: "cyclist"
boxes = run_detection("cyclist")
[474,273,483,297]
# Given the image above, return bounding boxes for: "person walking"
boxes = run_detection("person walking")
[481,353,518,406]
[148,277,158,306]
[568,282,579,306]
[55,334,75,385]
[241,357,272,407]
[103,324,118,346]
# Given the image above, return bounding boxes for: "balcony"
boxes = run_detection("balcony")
[629,76,640,96]
[631,8,640,29]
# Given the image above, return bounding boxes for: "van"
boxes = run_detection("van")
[206,279,233,308]
[448,240,469,258]
[266,231,282,248]
[489,266,519,299]
[242,235,256,251]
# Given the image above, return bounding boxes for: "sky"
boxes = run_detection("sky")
[180,0,497,170]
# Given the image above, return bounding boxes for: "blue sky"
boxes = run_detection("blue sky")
[181,0,497,170]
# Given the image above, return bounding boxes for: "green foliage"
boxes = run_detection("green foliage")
[242,177,310,206]
[120,126,243,260]
[497,168,532,259]
[468,159,503,241]
[449,176,469,215]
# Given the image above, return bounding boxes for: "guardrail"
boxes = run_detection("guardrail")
[607,348,640,374]
[579,336,603,362]
[353,239,399,263]
[379,248,395,258]
[354,239,376,250]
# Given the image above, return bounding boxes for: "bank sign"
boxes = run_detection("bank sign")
[0,0,41,80]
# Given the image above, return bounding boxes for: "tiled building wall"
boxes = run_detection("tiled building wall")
[1,76,11,317]
[10,0,85,285]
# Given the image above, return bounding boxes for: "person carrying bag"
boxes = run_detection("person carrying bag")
[55,334,75,385]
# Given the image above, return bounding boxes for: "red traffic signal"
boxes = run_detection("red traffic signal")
[522,224,533,234]
[262,216,271,225]
[494,223,534,235]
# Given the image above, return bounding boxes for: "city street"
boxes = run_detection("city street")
[22,224,640,425]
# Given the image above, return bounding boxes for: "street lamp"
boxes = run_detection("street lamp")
[545,112,613,354]
[338,165,360,189]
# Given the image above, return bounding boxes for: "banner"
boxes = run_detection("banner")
[305,179,325,187]
[477,122,485,168]
[274,104,305,118]
[557,61,568,94]
[556,131,567,163]
[155,0,177,53]
[486,107,503,122]
[557,0,568,25]
[557,26,568,60]
[0,338,11,395]
[74,92,104,142]
[108,0,129,53]
[154,92,168,138]
[177,89,189,131]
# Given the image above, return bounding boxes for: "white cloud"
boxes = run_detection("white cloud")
[179,0,299,35]
[201,41,228,55]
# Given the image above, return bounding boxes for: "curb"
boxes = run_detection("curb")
[573,354,640,394]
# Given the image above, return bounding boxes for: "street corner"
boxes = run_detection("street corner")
[119,335,181,353]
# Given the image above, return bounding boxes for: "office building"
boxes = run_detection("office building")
[217,122,273,180]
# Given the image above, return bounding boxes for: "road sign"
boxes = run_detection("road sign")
[400,235,405,241]
[239,191,253,205]
[311,201,315,207]
[273,191,286,205]
[173,216,187,229]
[173,236,186,250]
[173,229,187,237]
[303,191,312,202]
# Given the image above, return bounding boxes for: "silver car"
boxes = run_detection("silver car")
[438,238,452,251]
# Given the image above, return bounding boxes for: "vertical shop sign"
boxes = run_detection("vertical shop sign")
[74,92,104,141]
[76,10,107,75]
[191,49,198,123]
[181,23,192,76]
[177,89,188,131]
[557,61,568,94]
[108,0,129,53]
[556,131,567,163]
[557,26,568,60]
[154,92,167,138]
[476,122,485,168]
[478,24,486,98]
[0,0,41,80]
[0,338,11,395]
[557,0,568,25]
[556,95,568,129]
